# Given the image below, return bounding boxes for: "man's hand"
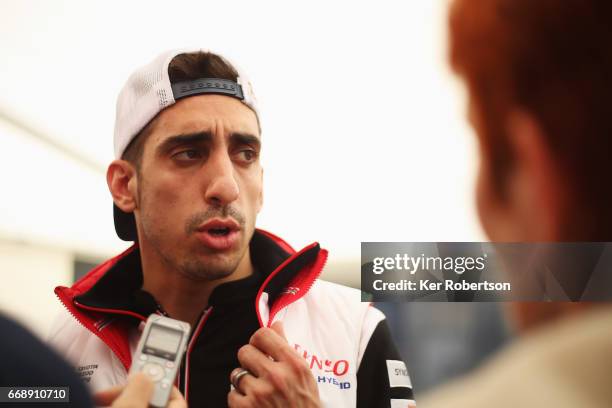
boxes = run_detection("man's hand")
[94,372,187,408]
[228,321,321,408]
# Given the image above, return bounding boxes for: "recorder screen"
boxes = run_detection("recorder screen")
[144,324,184,359]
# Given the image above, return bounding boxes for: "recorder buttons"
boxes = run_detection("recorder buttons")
[143,363,165,382]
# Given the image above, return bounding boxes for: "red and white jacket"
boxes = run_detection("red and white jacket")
[48,230,414,407]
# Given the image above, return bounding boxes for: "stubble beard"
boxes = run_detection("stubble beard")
[174,252,244,282]
[138,180,249,282]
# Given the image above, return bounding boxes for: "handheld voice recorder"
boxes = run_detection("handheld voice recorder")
[130,314,191,408]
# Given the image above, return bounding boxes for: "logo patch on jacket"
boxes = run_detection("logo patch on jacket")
[386,360,411,388]
[76,364,99,383]
[294,344,352,390]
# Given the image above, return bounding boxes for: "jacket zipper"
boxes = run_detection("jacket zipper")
[183,307,213,403]
[55,290,136,371]
[268,249,328,326]
[257,244,329,327]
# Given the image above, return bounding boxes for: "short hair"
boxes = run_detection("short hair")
[449,0,612,239]
[121,52,240,170]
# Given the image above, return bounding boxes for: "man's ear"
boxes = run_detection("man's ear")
[107,160,138,212]
[504,110,564,240]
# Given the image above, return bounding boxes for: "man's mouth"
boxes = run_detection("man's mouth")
[208,227,231,236]
[195,219,241,250]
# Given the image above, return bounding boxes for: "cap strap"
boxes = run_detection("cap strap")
[171,78,244,101]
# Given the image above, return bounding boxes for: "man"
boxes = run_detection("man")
[48,49,414,407]
[421,1,612,407]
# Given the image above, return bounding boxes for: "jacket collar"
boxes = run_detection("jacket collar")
[54,229,327,371]
[56,229,327,326]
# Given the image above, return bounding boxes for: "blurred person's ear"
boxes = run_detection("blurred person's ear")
[107,160,139,213]
[477,109,565,242]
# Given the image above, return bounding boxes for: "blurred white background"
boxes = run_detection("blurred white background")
[0,0,481,337]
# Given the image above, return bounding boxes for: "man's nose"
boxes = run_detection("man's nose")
[203,152,239,206]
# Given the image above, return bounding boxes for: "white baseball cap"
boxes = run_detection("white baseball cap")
[113,48,260,241]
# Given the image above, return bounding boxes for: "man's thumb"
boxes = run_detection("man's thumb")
[270,321,287,340]
[111,372,154,407]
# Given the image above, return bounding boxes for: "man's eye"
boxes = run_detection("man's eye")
[173,149,202,161]
[237,149,257,163]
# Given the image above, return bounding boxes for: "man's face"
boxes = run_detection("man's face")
[133,94,262,281]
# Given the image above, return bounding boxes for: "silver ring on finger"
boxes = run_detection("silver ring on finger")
[231,368,251,394]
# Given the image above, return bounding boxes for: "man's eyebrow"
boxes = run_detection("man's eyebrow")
[156,132,212,154]
[230,132,261,150]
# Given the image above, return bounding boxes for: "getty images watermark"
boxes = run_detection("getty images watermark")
[361,242,612,302]
[371,252,510,292]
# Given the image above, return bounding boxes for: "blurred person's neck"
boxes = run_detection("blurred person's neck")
[509,302,597,334]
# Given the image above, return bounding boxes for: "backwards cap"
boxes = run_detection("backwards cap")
[112,48,259,241]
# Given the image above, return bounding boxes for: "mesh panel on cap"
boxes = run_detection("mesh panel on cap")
[129,62,172,109]
[157,88,169,108]
[130,69,163,99]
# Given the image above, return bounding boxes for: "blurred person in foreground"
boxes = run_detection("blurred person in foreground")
[421,1,612,407]
[0,314,186,407]
[47,49,413,408]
